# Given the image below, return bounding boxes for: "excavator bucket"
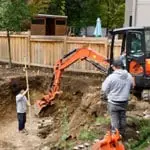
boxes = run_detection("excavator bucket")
[34,99,47,115]
[91,130,125,150]
[34,91,56,115]
[34,73,57,115]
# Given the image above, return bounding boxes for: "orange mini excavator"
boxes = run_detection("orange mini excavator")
[35,27,150,115]
[35,47,110,114]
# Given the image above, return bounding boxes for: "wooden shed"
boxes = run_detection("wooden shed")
[31,14,68,35]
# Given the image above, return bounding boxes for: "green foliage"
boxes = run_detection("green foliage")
[56,107,70,149]
[99,0,125,29]
[28,0,125,34]
[61,107,69,140]
[95,116,110,125]
[0,0,31,31]
[127,118,150,150]
[56,140,76,150]
[48,0,66,15]
[78,129,99,141]
[29,0,51,14]
[66,0,100,34]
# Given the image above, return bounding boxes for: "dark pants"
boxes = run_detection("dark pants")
[17,113,26,131]
[108,102,127,136]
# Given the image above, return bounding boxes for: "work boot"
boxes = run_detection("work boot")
[19,129,28,135]
[23,129,28,134]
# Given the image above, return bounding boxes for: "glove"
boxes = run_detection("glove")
[100,90,107,101]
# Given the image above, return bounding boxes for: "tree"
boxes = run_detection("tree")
[28,0,51,15]
[0,0,31,67]
[48,0,66,15]
[28,0,125,36]
[66,0,100,35]
[99,0,125,35]
[65,0,125,35]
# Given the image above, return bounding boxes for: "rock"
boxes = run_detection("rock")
[128,99,136,110]
[143,110,150,115]
[84,142,90,147]
[78,144,85,149]
[135,101,150,110]
[89,101,107,116]
[136,130,140,134]
[73,146,79,150]
[94,139,100,143]
[41,146,50,150]
[5,65,9,69]
[37,70,40,75]
[144,115,150,119]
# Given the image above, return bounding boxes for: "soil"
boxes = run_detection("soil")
[0,63,150,150]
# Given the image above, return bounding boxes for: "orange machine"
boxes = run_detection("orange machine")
[35,47,109,114]
[35,27,150,113]
[91,129,125,150]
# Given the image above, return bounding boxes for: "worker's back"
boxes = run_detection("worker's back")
[102,69,133,103]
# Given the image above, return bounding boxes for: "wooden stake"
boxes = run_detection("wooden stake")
[24,56,31,131]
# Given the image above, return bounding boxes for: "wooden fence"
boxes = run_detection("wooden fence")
[0,31,121,72]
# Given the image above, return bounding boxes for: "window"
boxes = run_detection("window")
[32,19,44,24]
[145,30,150,57]
[130,33,143,57]
[56,20,66,25]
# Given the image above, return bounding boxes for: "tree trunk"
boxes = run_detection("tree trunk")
[7,30,12,68]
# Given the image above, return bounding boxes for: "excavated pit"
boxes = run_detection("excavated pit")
[0,64,106,149]
[0,64,150,150]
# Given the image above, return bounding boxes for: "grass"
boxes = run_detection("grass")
[78,129,99,141]
[56,107,71,149]
[95,116,110,125]
[78,116,110,141]
[126,118,150,150]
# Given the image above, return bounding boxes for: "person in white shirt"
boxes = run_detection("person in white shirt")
[16,88,30,133]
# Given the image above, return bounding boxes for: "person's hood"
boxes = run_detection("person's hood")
[113,69,128,80]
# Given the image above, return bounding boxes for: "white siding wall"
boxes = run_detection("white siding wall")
[125,0,150,27]
[124,0,133,27]
[136,0,150,26]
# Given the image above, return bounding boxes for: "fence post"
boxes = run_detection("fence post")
[63,36,67,55]
[105,38,109,58]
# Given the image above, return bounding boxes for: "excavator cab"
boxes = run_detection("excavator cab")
[110,27,150,100]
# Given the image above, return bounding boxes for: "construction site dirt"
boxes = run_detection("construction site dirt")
[0,63,150,150]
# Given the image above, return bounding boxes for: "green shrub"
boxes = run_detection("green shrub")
[127,118,150,150]
[78,129,99,141]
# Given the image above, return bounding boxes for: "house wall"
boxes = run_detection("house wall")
[135,0,150,26]
[124,0,133,27]
[55,19,67,35]
[31,17,46,35]
[31,17,67,35]
[125,0,150,27]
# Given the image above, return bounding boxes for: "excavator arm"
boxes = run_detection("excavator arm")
[35,47,109,114]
